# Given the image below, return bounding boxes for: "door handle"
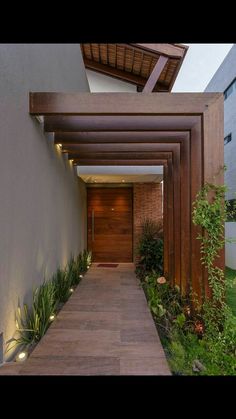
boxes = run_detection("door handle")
[92,209,95,241]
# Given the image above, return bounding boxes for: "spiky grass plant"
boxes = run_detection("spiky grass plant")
[7,280,56,351]
[67,256,80,286]
[53,268,72,303]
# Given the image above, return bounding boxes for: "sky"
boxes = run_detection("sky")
[172,44,233,92]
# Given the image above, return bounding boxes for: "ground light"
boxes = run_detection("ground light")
[79,274,83,278]
[16,351,27,362]
[70,288,74,293]
[49,314,55,321]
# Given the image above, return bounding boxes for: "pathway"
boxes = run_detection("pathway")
[0,264,171,375]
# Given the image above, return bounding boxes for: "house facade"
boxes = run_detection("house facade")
[0,44,224,362]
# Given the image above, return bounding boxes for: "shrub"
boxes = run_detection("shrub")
[135,219,164,280]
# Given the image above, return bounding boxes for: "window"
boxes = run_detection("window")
[224,78,236,100]
[224,133,232,145]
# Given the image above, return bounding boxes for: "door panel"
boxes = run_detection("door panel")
[87,188,133,262]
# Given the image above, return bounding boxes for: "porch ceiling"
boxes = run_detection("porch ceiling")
[80,43,188,92]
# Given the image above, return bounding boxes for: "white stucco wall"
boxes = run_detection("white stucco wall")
[225,222,236,269]
[86,69,136,92]
[0,44,89,361]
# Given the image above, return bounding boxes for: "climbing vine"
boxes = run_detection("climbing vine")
[192,178,232,334]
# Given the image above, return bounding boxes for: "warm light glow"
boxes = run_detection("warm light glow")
[16,351,27,362]
[58,144,62,148]
[70,288,74,292]
[49,314,55,321]
[87,266,90,269]
[79,274,83,278]
[18,352,26,360]
[122,179,125,183]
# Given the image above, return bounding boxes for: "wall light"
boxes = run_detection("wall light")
[122,179,125,183]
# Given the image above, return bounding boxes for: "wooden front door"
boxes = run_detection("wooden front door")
[87,187,133,262]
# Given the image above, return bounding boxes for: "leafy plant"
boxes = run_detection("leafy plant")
[135,219,164,280]
[7,280,56,351]
[139,176,236,375]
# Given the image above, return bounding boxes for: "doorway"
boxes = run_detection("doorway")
[87,187,133,262]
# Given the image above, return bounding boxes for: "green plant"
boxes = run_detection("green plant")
[140,177,236,375]
[226,198,236,222]
[192,180,231,334]
[67,256,80,286]
[135,219,164,280]
[7,280,56,351]
[53,268,72,303]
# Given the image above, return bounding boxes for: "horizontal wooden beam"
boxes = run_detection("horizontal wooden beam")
[29,92,222,116]
[63,143,180,154]
[132,43,187,58]
[44,115,200,132]
[55,131,189,144]
[73,159,169,166]
[68,151,172,160]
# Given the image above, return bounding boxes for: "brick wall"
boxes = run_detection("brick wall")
[133,183,163,260]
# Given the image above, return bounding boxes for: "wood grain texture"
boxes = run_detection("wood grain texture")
[87,188,133,262]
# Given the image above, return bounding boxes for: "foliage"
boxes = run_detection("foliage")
[7,280,56,351]
[141,176,236,375]
[226,199,236,222]
[53,268,72,303]
[192,181,234,335]
[135,219,164,280]
[7,249,92,354]
[226,267,236,316]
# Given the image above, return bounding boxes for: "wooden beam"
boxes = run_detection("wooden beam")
[62,143,182,154]
[55,131,189,144]
[143,56,168,93]
[73,159,168,166]
[132,43,187,58]
[67,152,172,160]
[44,115,199,132]
[84,57,148,87]
[29,92,222,116]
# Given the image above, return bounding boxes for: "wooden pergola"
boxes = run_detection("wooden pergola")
[29,92,224,301]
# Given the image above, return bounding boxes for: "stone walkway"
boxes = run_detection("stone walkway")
[0,264,171,375]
